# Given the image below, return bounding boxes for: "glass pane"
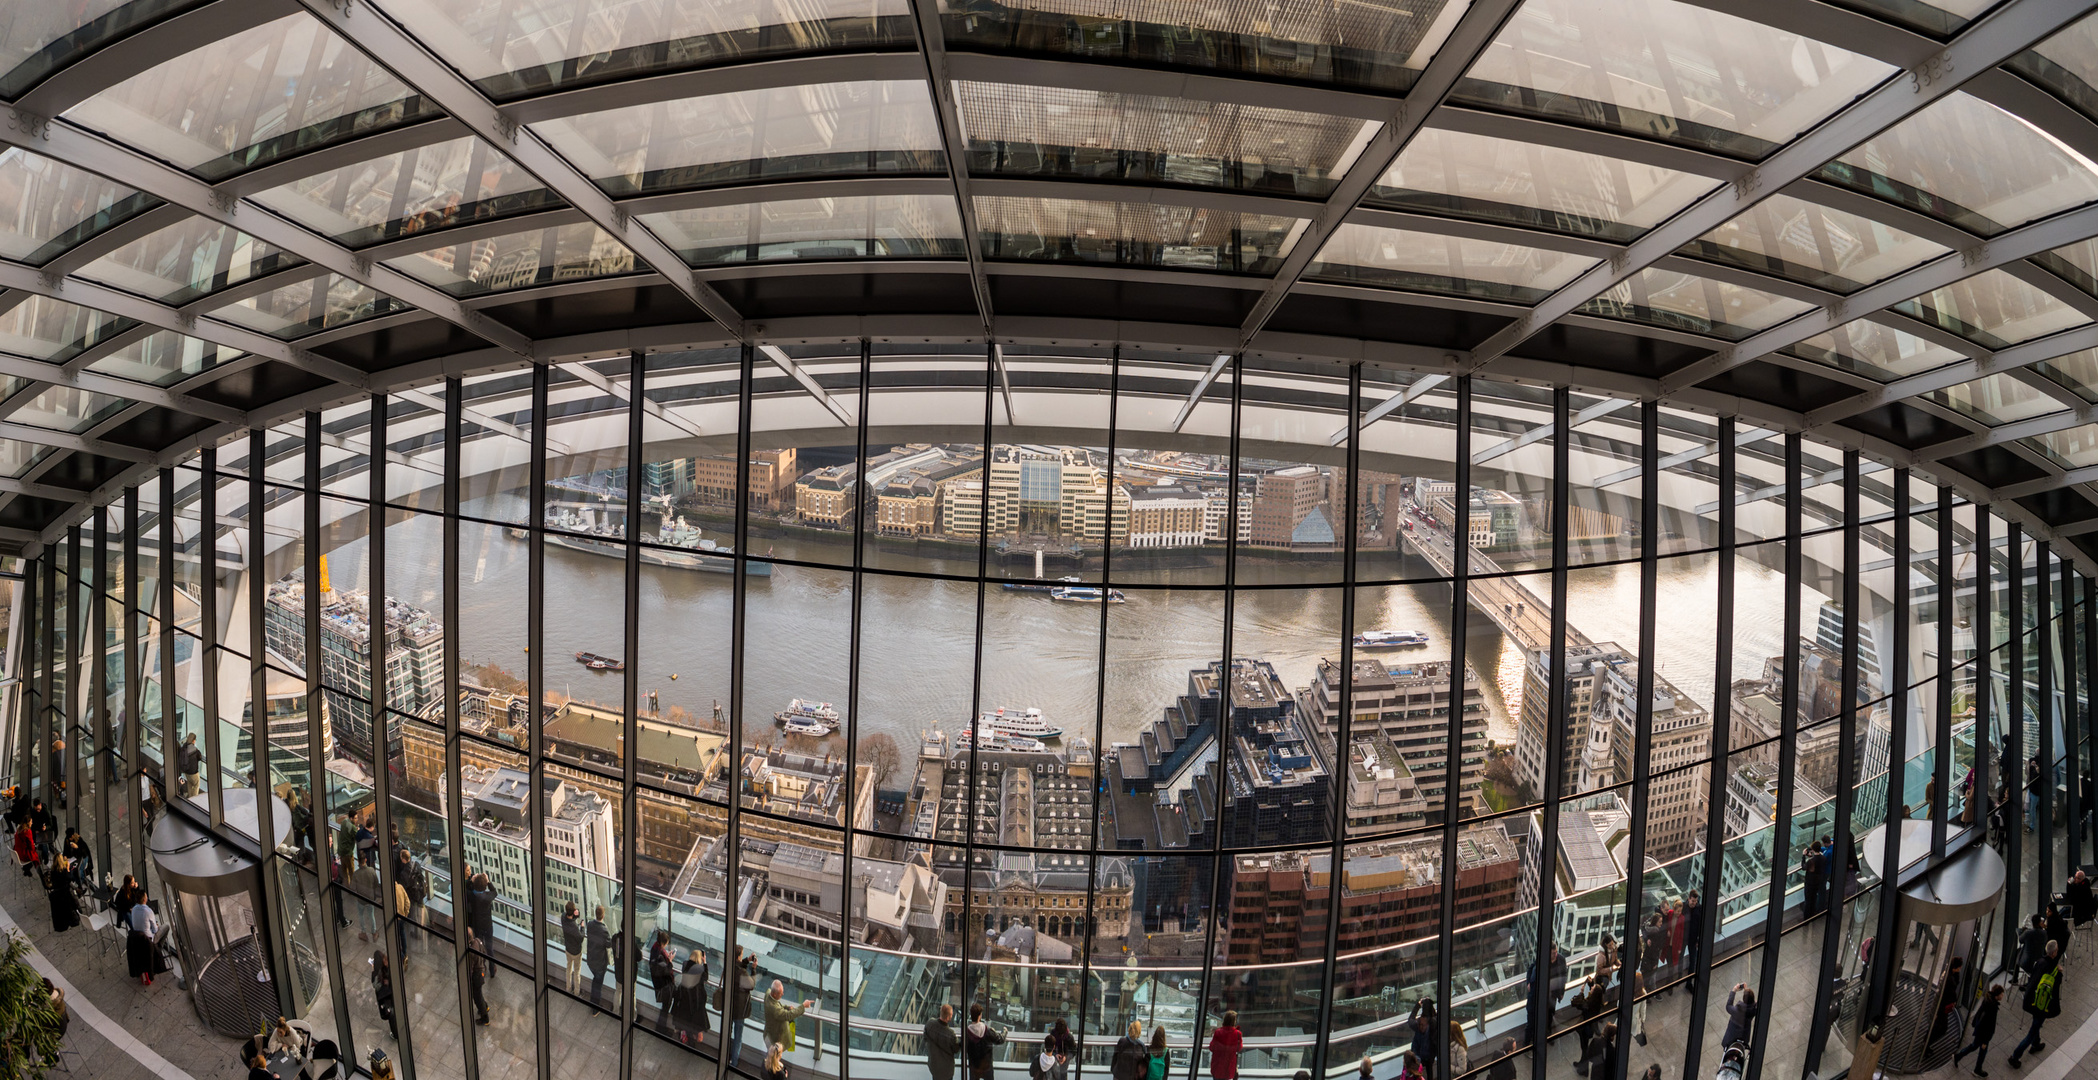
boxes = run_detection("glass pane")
[0,0,212,100]
[375,0,914,100]
[63,13,433,180]
[940,0,1464,96]
[539,81,943,196]
[211,273,413,340]
[0,293,135,362]
[252,136,556,247]
[85,328,244,387]
[1369,126,1716,242]
[6,384,129,432]
[0,147,154,265]
[1579,268,1815,341]
[976,197,1302,274]
[77,218,301,304]
[960,83,1372,198]
[1307,224,1598,302]
[1783,317,1969,382]
[1896,269,2092,351]
[1684,193,1948,294]
[1454,0,1892,158]
[1923,373,2068,426]
[1819,92,2098,236]
[2016,11,2098,123]
[640,195,967,266]
[385,224,639,296]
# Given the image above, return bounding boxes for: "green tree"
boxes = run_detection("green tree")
[0,930,64,1079]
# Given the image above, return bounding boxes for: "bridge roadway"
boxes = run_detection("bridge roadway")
[1400,522,1594,653]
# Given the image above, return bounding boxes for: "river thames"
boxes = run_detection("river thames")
[333,511,1798,754]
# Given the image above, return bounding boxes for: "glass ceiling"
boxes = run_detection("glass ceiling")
[0,0,2088,552]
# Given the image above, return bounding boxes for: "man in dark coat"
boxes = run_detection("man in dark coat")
[925,1003,962,1080]
[1802,846,1826,916]
[2006,941,2061,1068]
[585,906,612,1010]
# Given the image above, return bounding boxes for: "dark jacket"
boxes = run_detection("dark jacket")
[670,961,710,1036]
[2024,956,2061,1018]
[1684,903,1705,949]
[47,880,77,932]
[2016,927,2047,970]
[1970,996,2001,1042]
[965,1020,1006,1078]
[2070,878,2096,924]
[1111,1035,1146,1080]
[648,941,677,997]
[562,914,585,956]
[716,963,756,1023]
[1721,990,1757,1048]
[585,918,611,969]
[466,885,496,945]
[924,1019,962,1080]
[1485,1048,1518,1080]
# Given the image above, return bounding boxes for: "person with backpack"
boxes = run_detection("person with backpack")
[2006,941,2061,1068]
[1953,983,2004,1076]
[1207,1010,1243,1080]
[965,1003,1007,1080]
[1145,1026,1169,1080]
[1112,1021,1147,1080]
[561,902,586,995]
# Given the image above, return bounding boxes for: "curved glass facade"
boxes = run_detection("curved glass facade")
[4,355,2092,1080]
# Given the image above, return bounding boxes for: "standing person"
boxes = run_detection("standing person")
[719,949,757,1064]
[1720,984,1757,1048]
[1640,913,1666,980]
[466,873,496,971]
[1113,1022,1146,1080]
[1932,958,1966,1042]
[648,931,678,1034]
[1447,1021,1469,1075]
[27,800,52,865]
[175,733,201,798]
[561,902,586,996]
[585,906,611,1010]
[349,860,381,941]
[964,1003,1005,1080]
[2006,941,2061,1068]
[1667,903,1686,971]
[764,1043,790,1080]
[466,930,490,1027]
[924,1003,961,1080]
[1046,1019,1076,1059]
[2026,756,2042,831]
[1953,983,2004,1077]
[765,978,813,1052]
[1357,1055,1373,1080]
[1408,998,1439,1079]
[371,951,397,1041]
[671,953,710,1047]
[353,818,377,869]
[392,877,411,960]
[1208,1009,1242,1080]
[46,863,78,932]
[126,894,158,985]
[48,739,63,803]
[1398,1051,1424,1080]
[395,849,426,945]
[2016,914,2047,972]
[2045,899,2070,962]
[1485,1038,1517,1080]
[1145,1026,1168,1080]
[1630,970,1648,1046]
[1802,844,1826,916]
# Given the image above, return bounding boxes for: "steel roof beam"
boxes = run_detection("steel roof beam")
[1235,0,1525,348]
[1664,202,2098,394]
[1802,324,2098,429]
[1168,353,1236,433]
[1332,374,1452,445]
[906,0,996,336]
[292,0,748,340]
[554,360,705,442]
[758,345,855,426]
[1462,0,2098,376]
[1473,396,1638,468]
[1590,427,1782,488]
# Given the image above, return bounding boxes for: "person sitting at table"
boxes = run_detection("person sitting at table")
[266,1017,303,1059]
[12,821,35,874]
[246,1050,274,1080]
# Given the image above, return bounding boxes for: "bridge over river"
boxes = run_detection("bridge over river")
[1401,523,1594,653]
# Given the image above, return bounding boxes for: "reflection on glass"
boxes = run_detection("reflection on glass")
[1454,0,1891,158]
[961,83,1373,198]
[1308,224,1597,302]
[1684,193,1947,293]
[540,81,943,196]
[1818,92,2098,235]
[2021,423,2098,469]
[375,0,914,100]
[940,0,1463,95]
[63,13,432,180]
[85,328,243,386]
[976,197,1302,273]
[79,218,301,304]
[1893,269,2091,350]
[2015,10,2098,123]
[0,148,154,265]
[6,384,128,431]
[386,224,640,297]
[212,274,412,340]
[0,293,134,362]
[640,195,967,266]
[1783,318,1967,382]
[1923,374,2068,427]
[2033,346,2098,402]
[1370,126,1715,241]
[1579,268,1814,341]
[0,0,213,99]
[251,136,555,247]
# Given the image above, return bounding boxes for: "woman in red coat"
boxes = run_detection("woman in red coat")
[12,822,35,873]
[1207,1010,1243,1080]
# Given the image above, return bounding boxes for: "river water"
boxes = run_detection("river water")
[337,512,1796,754]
